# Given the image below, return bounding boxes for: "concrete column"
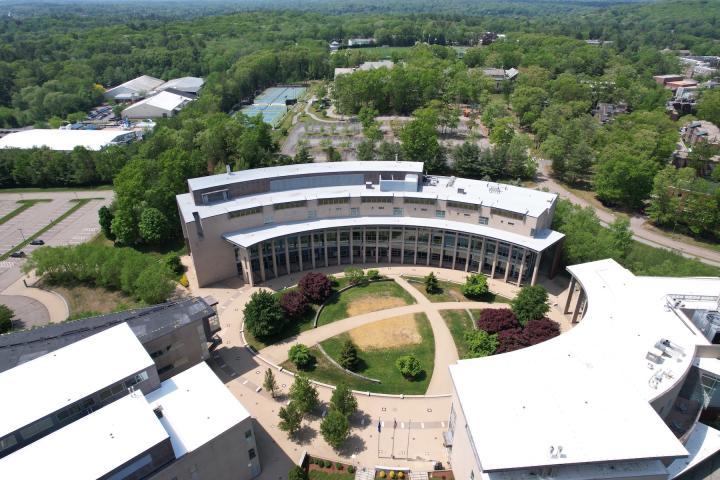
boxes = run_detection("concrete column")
[438,231,444,268]
[414,229,419,265]
[350,229,354,265]
[464,236,471,272]
[336,229,341,266]
[504,245,513,282]
[323,231,329,267]
[270,241,278,278]
[401,227,406,264]
[572,289,586,323]
[426,230,432,266]
[563,277,577,314]
[258,243,266,282]
[516,248,528,287]
[478,238,486,274]
[375,226,380,264]
[310,234,316,269]
[298,237,304,271]
[531,251,542,286]
[451,233,459,270]
[490,240,499,278]
[284,237,291,275]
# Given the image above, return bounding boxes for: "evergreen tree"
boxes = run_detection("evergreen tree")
[263,368,278,398]
[338,340,359,371]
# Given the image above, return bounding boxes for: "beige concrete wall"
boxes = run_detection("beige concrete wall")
[448,386,482,480]
[150,416,260,480]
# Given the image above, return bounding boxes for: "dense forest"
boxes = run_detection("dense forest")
[0,0,719,249]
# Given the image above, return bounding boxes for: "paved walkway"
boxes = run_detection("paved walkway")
[0,294,49,329]
[2,275,68,324]
[536,158,720,267]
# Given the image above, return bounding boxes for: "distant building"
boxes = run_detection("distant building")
[121,91,194,119]
[654,74,685,86]
[155,76,204,95]
[329,40,341,52]
[585,39,613,46]
[479,32,499,45]
[666,79,699,91]
[334,61,394,79]
[0,297,220,380]
[673,120,720,176]
[0,129,138,151]
[0,323,261,480]
[593,102,628,124]
[480,67,519,91]
[347,38,374,47]
[104,75,165,102]
[680,56,720,78]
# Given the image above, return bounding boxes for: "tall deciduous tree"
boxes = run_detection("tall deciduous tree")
[243,290,287,338]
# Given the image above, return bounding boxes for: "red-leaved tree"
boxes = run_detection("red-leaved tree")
[280,290,309,318]
[524,318,560,346]
[476,309,520,334]
[298,272,333,304]
[495,328,530,353]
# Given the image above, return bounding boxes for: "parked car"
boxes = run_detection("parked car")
[9,251,25,258]
[29,239,44,246]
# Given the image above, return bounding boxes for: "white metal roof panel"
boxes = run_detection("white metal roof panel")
[0,129,132,151]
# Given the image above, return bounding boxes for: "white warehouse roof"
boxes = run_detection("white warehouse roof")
[0,129,136,151]
[105,75,164,99]
[146,362,251,457]
[157,76,204,94]
[0,323,154,440]
[0,392,169,479]
[450,259,720,472]
[121,91,193,118]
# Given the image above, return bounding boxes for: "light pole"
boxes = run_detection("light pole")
[18,229,25,241]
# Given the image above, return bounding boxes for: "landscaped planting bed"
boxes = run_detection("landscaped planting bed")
[404,276,511,304]
[316,280,415,326]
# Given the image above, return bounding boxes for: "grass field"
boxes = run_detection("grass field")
[283,313,435,395]
[317,280,415,326]
[42,281,143,322]
[441,310,481,360]
[404,276,511,304]
[309,469,354,480]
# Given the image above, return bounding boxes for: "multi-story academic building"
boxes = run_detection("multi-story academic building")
[176,161,565,287]
[448,259,720,480]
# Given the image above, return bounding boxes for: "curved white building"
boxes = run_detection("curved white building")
[176,161,565,287]
[448,259,720,480]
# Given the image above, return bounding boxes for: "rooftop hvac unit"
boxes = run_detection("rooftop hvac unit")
[365,182,373,189]
[457,188,465,194]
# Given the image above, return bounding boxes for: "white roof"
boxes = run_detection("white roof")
[157,76,204,94]
[222,216,563,252]
[122,91,191,115]
[358,60,394,71]
[145,362,251,457]
[0,323,154,439]
[0,129,133,151]
[0,392,168,480]
[451,259,720,472]
[187,161,424,191]
[666,423,720,478]
[106,75,164,96]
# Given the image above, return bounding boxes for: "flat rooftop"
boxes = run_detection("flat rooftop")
[223,216,564,253]
[179,173,557,221]
[0,297,216,373]
[0,392,168,479]
[146,362,251,457]
[186,161,424,191]
[0,129,134,151]
[450,259,720,471]
[0,323,154,439]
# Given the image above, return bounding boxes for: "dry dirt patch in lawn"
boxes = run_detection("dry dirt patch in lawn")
[349,314,421,350]
[346,296,407,317]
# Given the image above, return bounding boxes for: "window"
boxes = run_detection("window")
[490,207,525,221]
[20,416,54,440]
[307,210,317,219]
[201,189,229,204]
[248,448,257,459]
[158,364,175,375]
[447,200,478,211]
[107,454,153,480]
[393,208,403,216]
[229,207,262,218]
[530,228,536,236]
[318,197,349,205]
[350,208,360,217]
[99,383,125,401]
[274,200,306,210]
[435,210,446,218]
[479,216,489,225]
[404,197,436,205]
[361,196,392,203]
[245,430,253,439]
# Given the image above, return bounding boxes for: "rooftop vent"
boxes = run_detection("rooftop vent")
[365,182,373,189]
[457,187,466,194]
[226,164,231,175]
[154,406,164,419]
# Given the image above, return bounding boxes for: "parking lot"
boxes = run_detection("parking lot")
[0,191,113,292]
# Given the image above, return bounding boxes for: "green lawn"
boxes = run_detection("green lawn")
[309,469,354,480]
[245,304,317,351]
[441,310,481,360]
[317,280,415,326]
[0,199,52,226]
[283,313,435,395]
[404,276,511,304]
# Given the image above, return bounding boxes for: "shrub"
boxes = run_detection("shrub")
[324,460,332,468]
[289,466,308,480]
[135,265,176,304]
[344,267,365,285]
[338,339,359,371]
[299,272,333,303]
[243,290,287,338]
[424,272,440,294]
[288,344,312,369]
[280,290,309,318]
[349,466,356,474]
[397,472,405,479]
[463,330,499,358]
[366,269,381,280]
[396,354,422,378]
[389,471,396,479]
[379,471,387,478]
[0,305,14,333]
[461,273,489,298]
[476,309,520,334]
[336,463,344,469]
[496,328,530,353]
[511,285,550,326]
[179,273,189,288]
[524,318,560,345]
[330,382,358,417]
[161,252,183,275]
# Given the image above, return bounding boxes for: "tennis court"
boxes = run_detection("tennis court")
[240,86,306,126]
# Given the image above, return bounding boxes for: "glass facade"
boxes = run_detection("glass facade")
[244,226,539,286]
